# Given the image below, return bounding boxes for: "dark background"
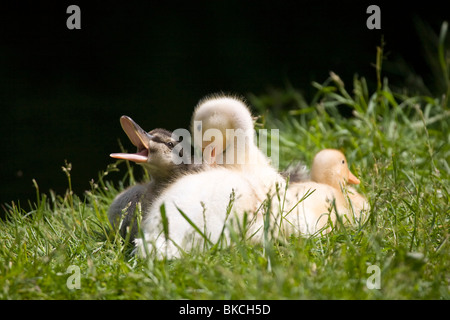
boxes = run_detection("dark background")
[0,1,447,209]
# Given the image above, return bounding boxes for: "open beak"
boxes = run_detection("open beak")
[348,170,361,185]
[110,116,154,163]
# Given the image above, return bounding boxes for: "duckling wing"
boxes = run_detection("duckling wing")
[346,186,370,220]
[108,183,151,237]
[284,182,337,235]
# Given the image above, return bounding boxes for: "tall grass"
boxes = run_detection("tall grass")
[1,25,449,299]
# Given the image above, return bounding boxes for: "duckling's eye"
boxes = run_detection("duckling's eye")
[341,160,345,164]
[167,142,174,148]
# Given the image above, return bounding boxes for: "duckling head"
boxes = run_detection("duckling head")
[310,149,360,190]
[110,116,185,181]
[191,94,255,164]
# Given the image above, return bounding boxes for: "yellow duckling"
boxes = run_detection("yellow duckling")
[284,149,369,235]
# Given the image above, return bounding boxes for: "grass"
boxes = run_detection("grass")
[1,30,449,299]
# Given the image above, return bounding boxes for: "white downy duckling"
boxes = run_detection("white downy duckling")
[191,94,286,197]
[283,149,369,235]
[135,95,285,258]
[109,116,202,240]
[191,94,254,166]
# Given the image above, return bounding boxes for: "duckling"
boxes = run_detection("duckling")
[308,149,368,217]
[191,94,285,194]
[109,116,201,240]
[135,95,285,258]
[191,94,254,166]
[283,149,369,235]
[191,94,291,241]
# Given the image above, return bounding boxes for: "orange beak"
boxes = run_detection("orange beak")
[348,170,361,185]
[110,115,154,163]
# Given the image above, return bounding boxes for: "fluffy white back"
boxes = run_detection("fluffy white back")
[135,168,261,259]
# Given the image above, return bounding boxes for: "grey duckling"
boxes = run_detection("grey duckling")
[108,116,202,240]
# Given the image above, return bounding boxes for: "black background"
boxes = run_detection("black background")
[0,1,447,209]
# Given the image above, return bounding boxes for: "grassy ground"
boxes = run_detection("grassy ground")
[1,44,449,299]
